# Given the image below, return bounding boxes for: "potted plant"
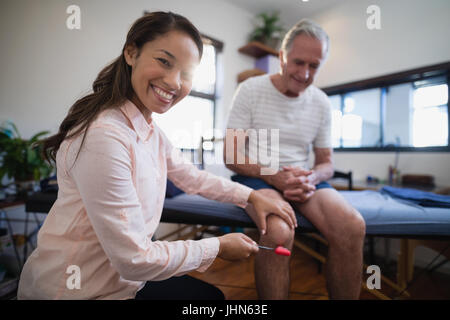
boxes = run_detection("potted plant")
[249,11,285,50]
[0,121,53,197]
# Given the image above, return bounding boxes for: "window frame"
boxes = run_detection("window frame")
[189,33,224,116]
[322,62,450,152]
[178,34,223,154]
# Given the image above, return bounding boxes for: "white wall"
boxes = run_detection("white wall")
[0,0,254,139]
[329,152,450,186]
[313,0,450,88]
[308,0,450,186]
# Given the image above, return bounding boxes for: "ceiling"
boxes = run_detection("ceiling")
[224,0,344,28]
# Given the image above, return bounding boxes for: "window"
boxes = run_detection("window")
[152,35,223,150]
[342,88,381,147]
[412,82,448,147]
[324,63,450,152]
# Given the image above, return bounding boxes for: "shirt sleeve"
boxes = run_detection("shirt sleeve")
[160,131,253,208]
[226,80,253,130]
[68,125,220,281]
[313,94,333,149]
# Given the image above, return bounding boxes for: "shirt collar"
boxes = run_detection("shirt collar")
[120,99,154,142]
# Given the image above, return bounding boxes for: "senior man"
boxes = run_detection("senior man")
[224,19,366,300]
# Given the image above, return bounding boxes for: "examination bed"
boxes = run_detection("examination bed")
[159,189,450,299]
[162,190,450,237]
[24,188,450,237]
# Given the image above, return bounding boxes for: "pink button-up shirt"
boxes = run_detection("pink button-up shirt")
[18,100,253,300]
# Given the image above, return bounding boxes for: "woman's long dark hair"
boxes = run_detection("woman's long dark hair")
[43,11,203,163]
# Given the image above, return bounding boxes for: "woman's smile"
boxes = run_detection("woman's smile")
[150,83,176,104]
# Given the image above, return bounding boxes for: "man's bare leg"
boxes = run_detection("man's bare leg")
[295,188,366,299]
[245,189,295,300]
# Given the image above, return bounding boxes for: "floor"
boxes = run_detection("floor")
[189,232,450,300]
[3,230,450,300]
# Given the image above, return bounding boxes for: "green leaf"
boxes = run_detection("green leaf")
[29,131,50,144]
[250,11,284,43]
[0,121,54,184]
[2,120,21,139]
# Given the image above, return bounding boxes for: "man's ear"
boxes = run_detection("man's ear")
[124,44,138,67]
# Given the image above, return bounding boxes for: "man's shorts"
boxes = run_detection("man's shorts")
[231,174,333,192]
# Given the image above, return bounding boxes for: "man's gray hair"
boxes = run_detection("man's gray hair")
[281,19,329,58]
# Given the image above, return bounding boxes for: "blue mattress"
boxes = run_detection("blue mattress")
[162,190,450,237]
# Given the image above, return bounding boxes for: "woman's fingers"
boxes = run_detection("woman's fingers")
[284,203,298,228]
[257,212,267,235]
[241,234,259,256]
[218,233,259,261]
[240,233,259,251]
[249,189,299,234]
[272,203,295,230]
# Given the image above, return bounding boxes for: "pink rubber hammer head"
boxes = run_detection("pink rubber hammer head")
[274,246,291,256]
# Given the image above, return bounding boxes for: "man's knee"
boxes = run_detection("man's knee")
[247,188,294,245]
[347,207,366,239]
[353,210,366,239]
[262,214,295,246]
[331,207,366,247]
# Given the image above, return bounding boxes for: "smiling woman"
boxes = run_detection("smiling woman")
[123,30,201,117]
[152,38,221,150]
[41,11,204,163]
[17,11,295,300]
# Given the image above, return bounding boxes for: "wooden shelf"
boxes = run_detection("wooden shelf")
[238,41,278,58]
[237,68,266,83]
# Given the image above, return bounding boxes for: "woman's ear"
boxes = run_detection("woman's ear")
[124,44,138,67]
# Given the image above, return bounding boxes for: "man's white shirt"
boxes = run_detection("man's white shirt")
[227,74,332,170]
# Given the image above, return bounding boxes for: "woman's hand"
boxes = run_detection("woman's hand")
[247,190,297,235]
[217,233,259,261]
